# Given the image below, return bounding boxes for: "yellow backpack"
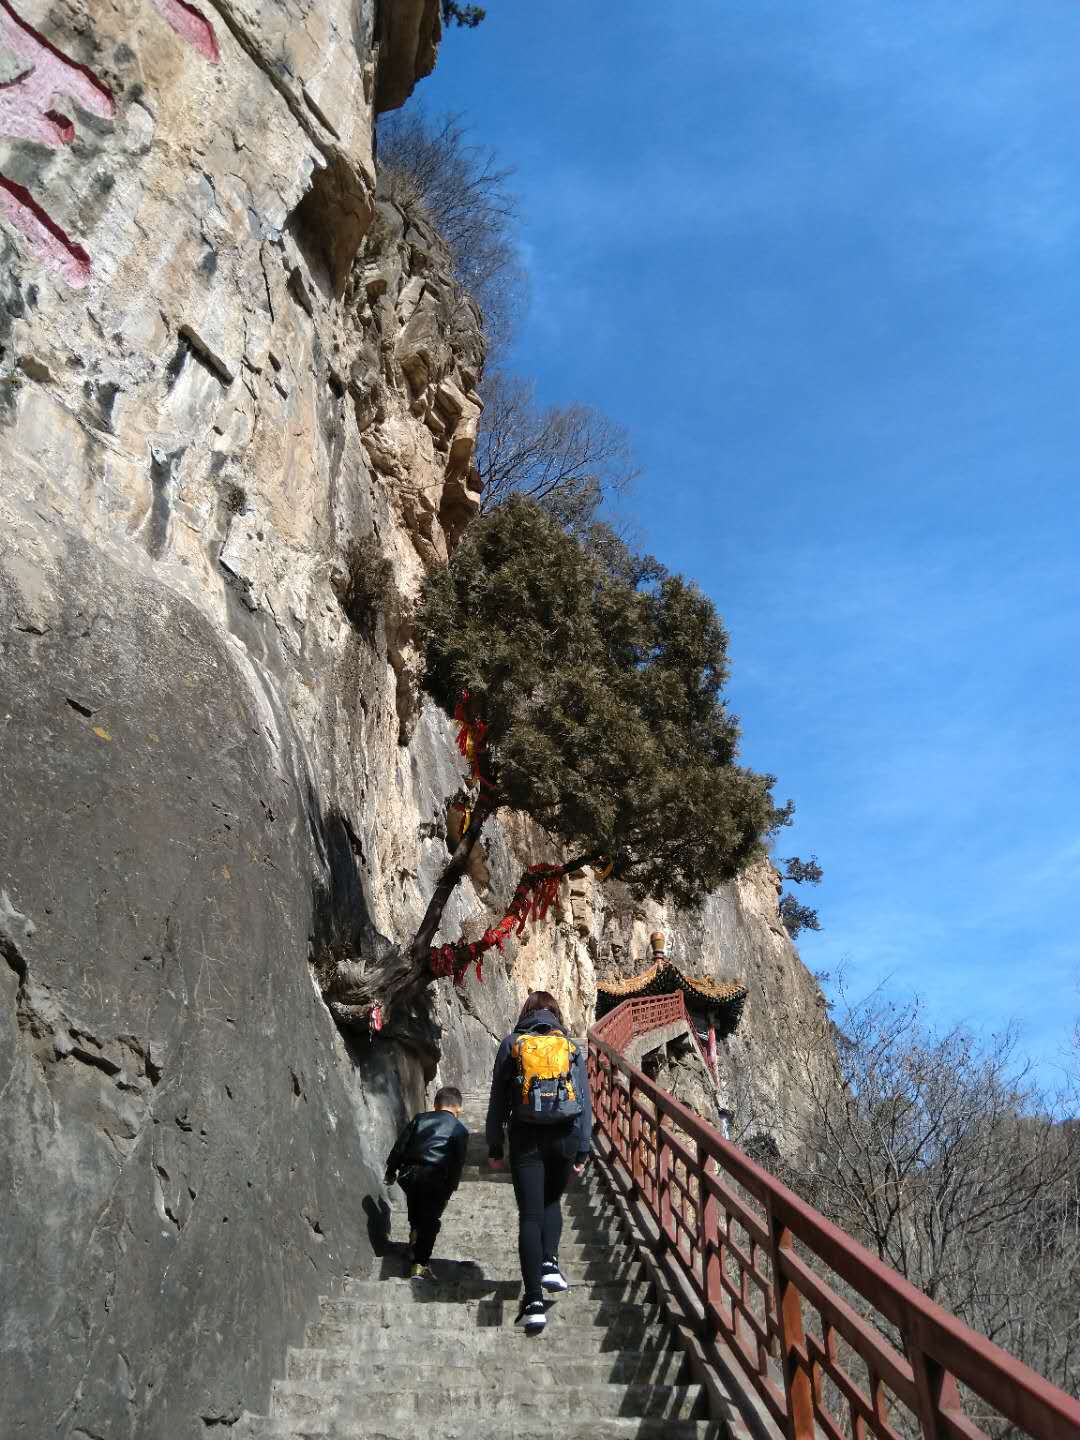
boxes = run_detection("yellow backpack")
[510,1031,583,1124]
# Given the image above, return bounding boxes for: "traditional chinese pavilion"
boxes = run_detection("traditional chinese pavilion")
[596,934,747,1041]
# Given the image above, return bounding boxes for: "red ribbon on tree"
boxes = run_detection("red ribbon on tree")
[428,862,565,988]
[454,691,488,784]
[429,694,605,991]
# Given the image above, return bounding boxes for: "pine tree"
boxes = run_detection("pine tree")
[443,2,486,27]
[416,498,785,923]
[342,499,790,1022]
[778,854,823,937]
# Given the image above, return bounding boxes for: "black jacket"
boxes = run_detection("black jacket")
[385,1110,469,1193]
[486,1010,593,1163]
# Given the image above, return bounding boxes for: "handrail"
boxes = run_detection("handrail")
[594,989,717,1082]
[587,997,1080,1440]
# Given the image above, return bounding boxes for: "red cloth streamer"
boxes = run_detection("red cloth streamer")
[431,696,574,989]
[454,691,487,783]
[428,863,565,987]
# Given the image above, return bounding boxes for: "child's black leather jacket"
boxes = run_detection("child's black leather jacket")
[385,1110,469,1191]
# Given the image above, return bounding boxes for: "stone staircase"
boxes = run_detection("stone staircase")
[237,1090,725,1439]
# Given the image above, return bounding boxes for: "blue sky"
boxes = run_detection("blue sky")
[420,1,1080,1086]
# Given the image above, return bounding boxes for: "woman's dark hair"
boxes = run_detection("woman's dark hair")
[518,991,564,1028]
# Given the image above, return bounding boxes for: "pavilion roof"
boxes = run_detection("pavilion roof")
[596,960,748,1034]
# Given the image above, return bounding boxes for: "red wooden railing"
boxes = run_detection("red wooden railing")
[588,997,1080,1440]
[599,989,718,1080]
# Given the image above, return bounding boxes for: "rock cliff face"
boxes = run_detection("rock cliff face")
[0,3,827,1435]
[0,2,469,1435]
[434,826,830,1160]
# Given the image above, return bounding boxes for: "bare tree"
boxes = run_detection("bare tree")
[787,986,1080,1411]
[477,369,637,529]
[376,111,637,526]
[377,109,526,354]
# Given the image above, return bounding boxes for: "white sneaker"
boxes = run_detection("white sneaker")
[541,1259,569,1292]
[516,1300,547,1332]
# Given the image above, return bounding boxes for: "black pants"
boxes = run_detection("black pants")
[401,1166,452,1265]
[509,1124,576,1303]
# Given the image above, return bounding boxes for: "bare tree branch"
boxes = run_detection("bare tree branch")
[477,369,637,530]
[377,110,526,355]
[784,984,1080,1409]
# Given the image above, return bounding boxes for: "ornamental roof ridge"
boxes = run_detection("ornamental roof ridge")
[596,958,746,1005]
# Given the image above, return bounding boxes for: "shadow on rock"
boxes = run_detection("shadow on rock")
[308,804,442,1078]
[309,805,393,993]
[363,1194,395,1257]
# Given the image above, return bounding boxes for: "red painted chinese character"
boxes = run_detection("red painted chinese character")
[0,0,115,146]
[0,174,90,287]
[149,0,220,64]
[0,1,218,287]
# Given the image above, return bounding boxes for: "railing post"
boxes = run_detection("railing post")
[657,1118,673,1250]
[767,1198,815,1440]
[910,1341,964,1440]
[703,1185,722,1339]
[630,1078,644,1198]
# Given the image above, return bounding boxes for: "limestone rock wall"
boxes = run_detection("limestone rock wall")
[0,2,471,1436]
[0,3,830,1434]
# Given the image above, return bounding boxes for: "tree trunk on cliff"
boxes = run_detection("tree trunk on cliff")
[407,794,496,969]
[327,808,602,1028]
[328,798,496,1026]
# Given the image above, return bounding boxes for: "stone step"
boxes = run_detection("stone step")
[436,1218,615,1235]
[269,1380,706,1425]
[401,1219,620,1241]
[303,1313,673,1352]
[440,1217,617,1235]
[440,1194,614,1217]
[364,1253,644,1287]
[375,1245,636,1275]
[431,1237,626,1262]
[319,1283,657,1327]
[337,1273,652,1305]
[431,1233,623,1249]
[439,1227,629,1248]
[309,1304,669,1338]
[458,1169,601,1185]
[286,1347,691,1388]
[438,1209,613,1228]
[446,1186,606,1205]
[437,1225,625,1250]
[237,1415,719,1440]
[393,1264,643,1290]
[452,1179,604,1198]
